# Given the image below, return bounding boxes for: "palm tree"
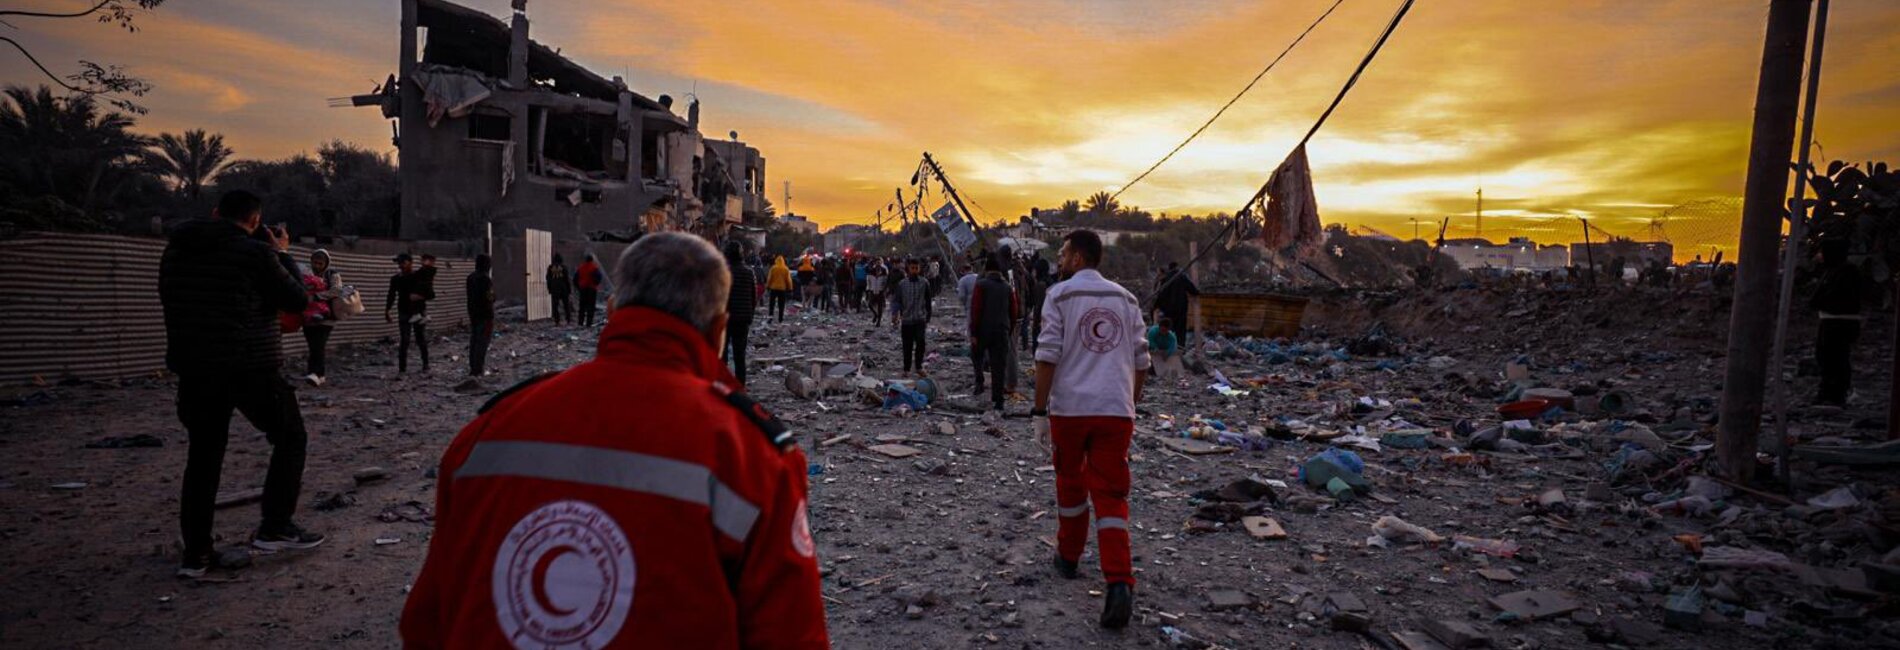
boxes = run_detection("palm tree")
[1059,199,1081,219]
[1085,191,1118,218]
[147,129,233,198]
[0,85,150,212]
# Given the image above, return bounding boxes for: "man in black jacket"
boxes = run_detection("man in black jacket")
[159,190,325,578]
[467,254,496,377]
[1153,262,1199,349]
[969,253,1021,414]
[546,254,573,325]
[722,241,757,385]
[384,253,433,373]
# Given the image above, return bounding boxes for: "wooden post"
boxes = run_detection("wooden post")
[1769,0,1830,466]
[1717,0,1812,483]
[1188,241,1204,357]
[1890,297,1899,440]
[1579,218,1596,287]
[397,0,420,238]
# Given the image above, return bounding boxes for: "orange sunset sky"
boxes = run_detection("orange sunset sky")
[6,0,1897,249]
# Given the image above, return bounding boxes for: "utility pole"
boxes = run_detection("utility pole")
[900,185,955,264]
[920,152,988,250]
[1476,187,1483,240]
[1768,0,1830,472]
[1579,218,1596,287]
[1717,0,1812,484]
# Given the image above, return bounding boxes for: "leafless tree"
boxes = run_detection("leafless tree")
[0,1,167,114]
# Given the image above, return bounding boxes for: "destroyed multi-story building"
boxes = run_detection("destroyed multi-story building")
[344,0,764,242]
[704,138,769,223]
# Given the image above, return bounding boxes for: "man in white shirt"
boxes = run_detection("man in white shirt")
[955,264,980,309]
[1031,229,1149,629]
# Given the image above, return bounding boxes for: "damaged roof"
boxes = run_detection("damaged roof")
[415,0,666,111]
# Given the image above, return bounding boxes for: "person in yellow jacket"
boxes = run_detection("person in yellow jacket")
[767,256,795,323]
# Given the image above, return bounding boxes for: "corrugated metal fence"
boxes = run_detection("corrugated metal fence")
[0,232,471,385]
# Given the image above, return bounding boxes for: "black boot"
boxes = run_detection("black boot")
[1053,554,1078,579]
[1101,582,1133,629]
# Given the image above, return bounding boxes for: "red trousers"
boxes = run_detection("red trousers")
[1051,416,1134,585]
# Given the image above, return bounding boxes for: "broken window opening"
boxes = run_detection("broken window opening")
[641,128,664,182]
[466,109,511,142]
[537,110,624,182]
[419,26,506,79]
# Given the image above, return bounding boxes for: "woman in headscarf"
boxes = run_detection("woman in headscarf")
[303,249,343,386]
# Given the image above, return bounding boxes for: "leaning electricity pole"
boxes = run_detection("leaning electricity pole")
[1717,0,1812,483]
[920,152,989,251]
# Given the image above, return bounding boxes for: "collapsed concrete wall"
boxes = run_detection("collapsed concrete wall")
[346,0,758,246]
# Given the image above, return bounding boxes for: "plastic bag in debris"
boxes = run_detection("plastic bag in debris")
[1305,448,1364,474]
[881,385,929,412]
[1682,476,1732,502]
[1301,449,1370,494]
[1651,495,1715,517]
[1806,486,1860,510]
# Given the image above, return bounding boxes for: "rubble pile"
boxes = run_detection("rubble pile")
[0,286,1891,648]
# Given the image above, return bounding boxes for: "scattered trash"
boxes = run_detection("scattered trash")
[1371,515,1444,544]
[1806,486,1860,510]
[353,467,390,486]
[1488,589,1580,621]
[1452,536,1520,558]
[1242,516,1287,540]
[1476,568,1518,583]
[1300,449,1369,495]
[868,444,923,459]
[1662,586,1704,630]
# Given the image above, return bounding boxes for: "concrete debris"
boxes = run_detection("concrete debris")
[1487,590,1579,621]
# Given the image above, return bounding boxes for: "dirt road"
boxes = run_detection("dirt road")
[1,288,1892,649]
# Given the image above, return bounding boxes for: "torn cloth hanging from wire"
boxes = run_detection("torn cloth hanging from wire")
[1259,145,1323,254]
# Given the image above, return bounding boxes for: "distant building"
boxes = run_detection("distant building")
[1442,237,1571,271]
[823,224,879,254]
[1570,238,1673,269]
[780,214,819,235]
[703,139,767,222]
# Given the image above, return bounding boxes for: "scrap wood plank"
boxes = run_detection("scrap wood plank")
[867,444,923,459]
[820,434,854,447]
[1242,516,1288,540]
[1488,589,1579,620]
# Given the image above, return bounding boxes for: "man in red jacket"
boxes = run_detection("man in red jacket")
[575,253,604,326]
[401,233,828,649]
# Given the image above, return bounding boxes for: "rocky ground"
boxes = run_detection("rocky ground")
[1,283,1896,649]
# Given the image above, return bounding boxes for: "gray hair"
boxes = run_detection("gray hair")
[610,232,731,331]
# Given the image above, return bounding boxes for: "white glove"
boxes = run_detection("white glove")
[1033,415,1051,451]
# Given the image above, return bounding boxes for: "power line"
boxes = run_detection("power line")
[1110,0,1349,202]
[1147,0,1416,305]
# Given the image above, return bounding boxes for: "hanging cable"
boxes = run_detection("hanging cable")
[1146,0,1416,305]
[1110,0,1349,202]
